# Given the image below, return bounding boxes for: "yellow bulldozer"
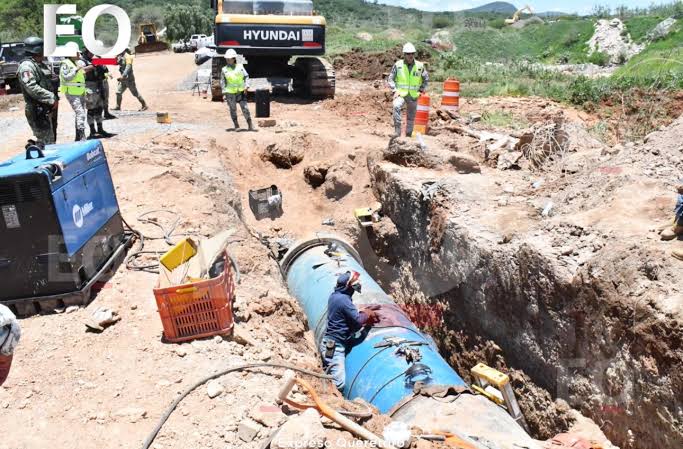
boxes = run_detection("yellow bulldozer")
[134,23,169,53]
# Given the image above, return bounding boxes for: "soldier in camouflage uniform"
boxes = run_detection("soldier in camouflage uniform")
[16,37,59,146]
[113,48,147,111]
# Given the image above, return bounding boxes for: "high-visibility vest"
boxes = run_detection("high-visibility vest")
[222,64,246,94]
[59,59,86,96]
[395,60,424,99]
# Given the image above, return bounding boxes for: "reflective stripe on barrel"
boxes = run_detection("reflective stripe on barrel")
[413,93,431,137]
[442,78,460,112]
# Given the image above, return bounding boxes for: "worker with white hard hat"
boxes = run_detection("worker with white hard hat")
[387,42,429,137]
[220,49,255,131]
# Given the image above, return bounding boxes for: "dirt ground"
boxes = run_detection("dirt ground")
[0,51,678,449]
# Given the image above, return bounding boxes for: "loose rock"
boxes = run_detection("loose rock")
[238,418,262,442]
[271,409,326,449]
[207,380,225,399]
[323,162,354,200]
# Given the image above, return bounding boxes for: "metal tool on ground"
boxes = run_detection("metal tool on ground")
[470,363,529,432]
[0,140,133,317]
[277,370,398,449]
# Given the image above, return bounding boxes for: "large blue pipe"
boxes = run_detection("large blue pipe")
[281,235,467,414]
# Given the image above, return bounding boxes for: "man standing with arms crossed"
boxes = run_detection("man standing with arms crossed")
[387,43,429,138]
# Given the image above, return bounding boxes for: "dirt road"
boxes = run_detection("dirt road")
[0,52,391,449]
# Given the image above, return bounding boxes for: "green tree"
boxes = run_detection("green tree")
[163,4,212,41]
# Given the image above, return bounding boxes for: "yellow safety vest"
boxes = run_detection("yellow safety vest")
[222,64,245,94]
[59,59,86,96]
[395,60,424,99]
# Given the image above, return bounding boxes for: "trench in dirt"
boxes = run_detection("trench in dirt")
[345,193,682,449]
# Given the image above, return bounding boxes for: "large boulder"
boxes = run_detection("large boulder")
[323,161,354,200]
[648,17,677,41]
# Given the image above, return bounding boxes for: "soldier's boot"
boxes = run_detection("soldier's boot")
[103,109,117,120]
[660,225,683,241]
[87,124,98,140]
[247,118,256,132]
[75,128,85,142]
[139,99,148,112]
[112,94,122,111]
[97,123,115,138]
[232,118,240,130]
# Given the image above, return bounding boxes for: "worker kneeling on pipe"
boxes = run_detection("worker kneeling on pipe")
[321,271,379,391]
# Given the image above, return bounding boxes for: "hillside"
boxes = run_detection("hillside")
[464,2,517,14]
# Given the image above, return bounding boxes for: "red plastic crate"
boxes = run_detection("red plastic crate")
[154,251,235,343]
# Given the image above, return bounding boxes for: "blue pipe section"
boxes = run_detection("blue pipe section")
[282,235,466,414]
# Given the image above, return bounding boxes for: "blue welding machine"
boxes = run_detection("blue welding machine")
[0,141,126,307]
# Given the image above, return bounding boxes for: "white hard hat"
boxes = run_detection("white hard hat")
[224,49,238,59]
[403,42,416,54]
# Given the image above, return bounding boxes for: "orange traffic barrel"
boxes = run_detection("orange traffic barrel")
[442,78,460,113]
[412,93,431,136]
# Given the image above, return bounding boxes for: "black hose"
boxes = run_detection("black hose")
[141,363,333,449]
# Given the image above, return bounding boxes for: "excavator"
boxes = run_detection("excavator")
[134,23,170,54]
[208,0,335,101]
[505,5,534,25]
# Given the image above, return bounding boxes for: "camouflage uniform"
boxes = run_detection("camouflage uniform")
[115,53,147,110]
[17,58,58,145]
[59,59,87,140]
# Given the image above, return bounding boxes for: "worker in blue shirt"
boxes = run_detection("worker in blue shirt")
[321,271,379,391]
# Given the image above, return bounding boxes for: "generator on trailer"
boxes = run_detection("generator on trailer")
[209,0,335,100]
[0,141,131,316]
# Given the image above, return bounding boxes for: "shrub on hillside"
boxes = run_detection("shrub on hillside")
[489,18,506,29]
[568,76,610,105]
[432,15,453,29]
[588,51,610,67]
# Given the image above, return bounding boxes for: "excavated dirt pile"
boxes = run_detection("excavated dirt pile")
[333,46,432,81]
[362,123,683,449]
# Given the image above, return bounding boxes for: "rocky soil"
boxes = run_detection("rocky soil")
[363,116,683,449]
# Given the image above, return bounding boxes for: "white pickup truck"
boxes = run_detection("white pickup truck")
[189,34,209,51]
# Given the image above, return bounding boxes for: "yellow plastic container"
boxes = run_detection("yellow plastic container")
[156,112,172,124]
[160,238,198,271]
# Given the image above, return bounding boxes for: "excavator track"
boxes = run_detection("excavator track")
[293,56,336,99]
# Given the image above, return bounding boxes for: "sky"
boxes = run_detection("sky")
[376,0,674,15]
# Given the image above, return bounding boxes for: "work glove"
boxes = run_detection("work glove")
[364,310,380,326]
[677,184,683,194]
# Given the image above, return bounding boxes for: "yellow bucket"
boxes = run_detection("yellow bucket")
[156,112,172,124]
